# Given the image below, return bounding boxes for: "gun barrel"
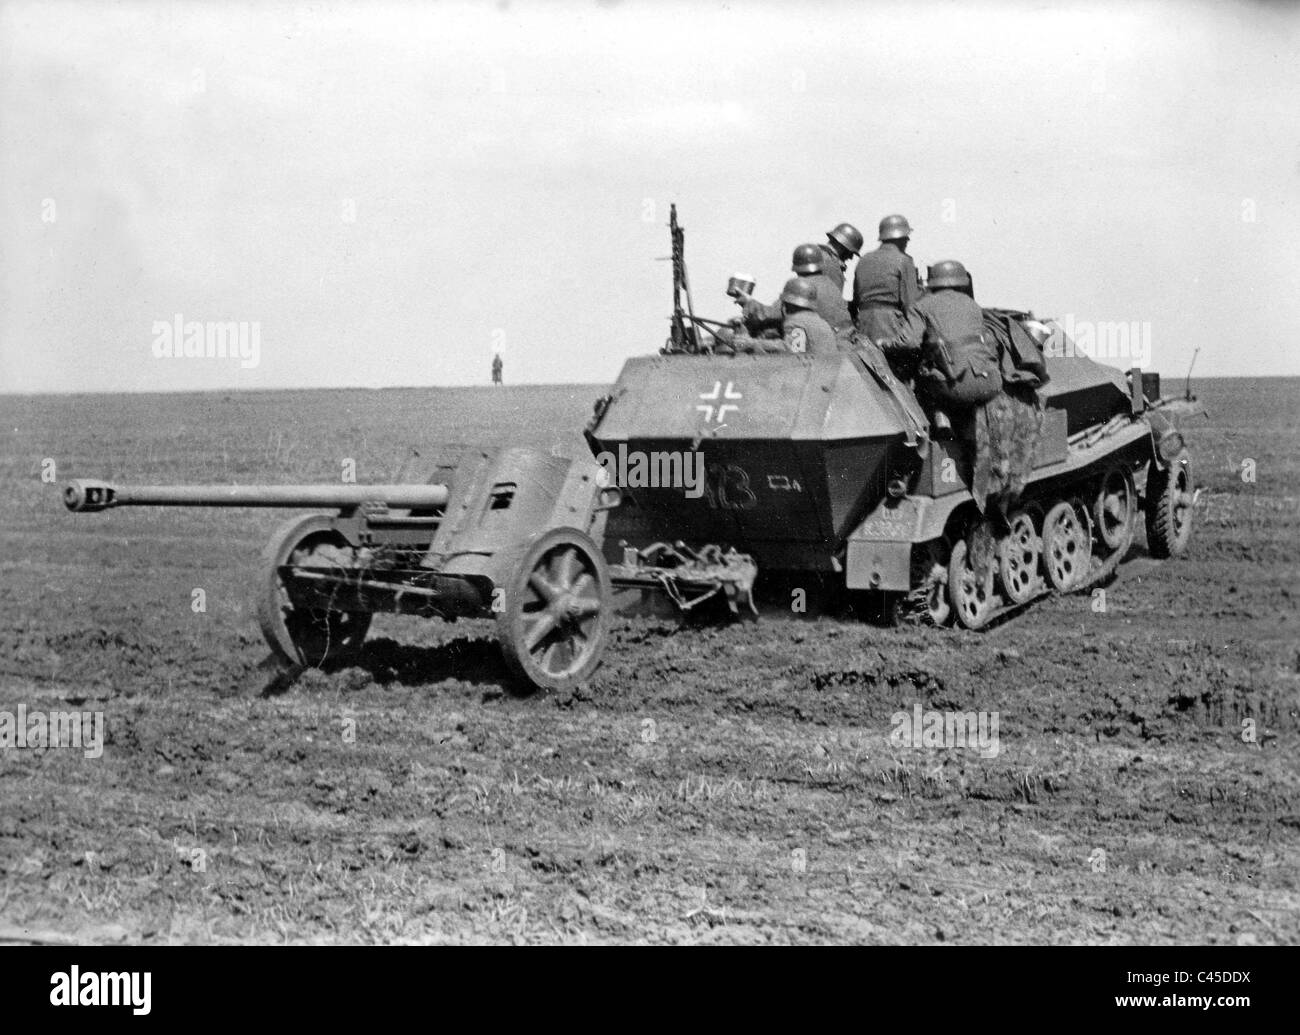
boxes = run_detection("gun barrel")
[63,479,449,513]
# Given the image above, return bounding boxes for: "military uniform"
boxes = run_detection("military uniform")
[806,271,852,338]
[851,243,921,343]
[743,272,852,341]
[904,288,1002,409]
[822,223,864,291]
[782,308,838,356]
[907,260,1041,516]
[817,244,847,291]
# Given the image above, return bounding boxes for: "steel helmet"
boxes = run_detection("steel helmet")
[878,214,913,241]
[826,222,864,256]
[926,259,971,290]
[780,277,818,310]
[791,243,825,274]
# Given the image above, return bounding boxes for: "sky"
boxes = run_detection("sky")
[1,0,1298,393]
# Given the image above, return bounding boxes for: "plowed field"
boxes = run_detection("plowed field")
[1,378,1296,943]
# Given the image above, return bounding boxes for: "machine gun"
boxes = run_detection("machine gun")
[662,204,743,354]
[666,203,696,353]
[666,203,722,354]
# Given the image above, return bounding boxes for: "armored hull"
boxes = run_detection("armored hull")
[590,352,909,570]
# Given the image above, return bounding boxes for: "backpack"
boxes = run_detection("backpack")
[982,308,1050,388]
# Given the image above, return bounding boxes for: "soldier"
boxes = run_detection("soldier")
[736,244,853,340]
[900,259,1045,526]
[819,222,865,292]
[779,279,838,356]
[901,260,1001,410]
[851,214,922,344]
[491,352,503,386]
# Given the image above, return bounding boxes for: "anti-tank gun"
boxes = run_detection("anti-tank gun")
[63,447,619,691]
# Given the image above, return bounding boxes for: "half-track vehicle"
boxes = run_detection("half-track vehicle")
[585,206,1198,630]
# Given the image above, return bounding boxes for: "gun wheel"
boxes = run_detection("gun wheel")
[257,513,372,669]
[949,538,997,630]
[1041,500,1091,592]
[998,509,1040,605]
[497,527,610,692]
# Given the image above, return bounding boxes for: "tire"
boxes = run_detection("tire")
[1145,453,1194,559]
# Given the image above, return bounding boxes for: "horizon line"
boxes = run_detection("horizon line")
[0,380,614,399]
[0,372,1294,400]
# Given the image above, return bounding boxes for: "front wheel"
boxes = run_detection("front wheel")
[1145,453,1194,558]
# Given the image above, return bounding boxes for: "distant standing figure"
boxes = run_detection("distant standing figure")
[491,353,503,386]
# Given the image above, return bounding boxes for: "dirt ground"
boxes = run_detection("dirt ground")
[1,378,1297,944]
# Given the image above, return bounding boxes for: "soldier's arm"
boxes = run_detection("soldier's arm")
[741,297,783,334]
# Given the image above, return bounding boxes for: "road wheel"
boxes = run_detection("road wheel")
[1041,500,1091,592]
[948,538,997,629]
[257,513,372,668]
[497,527,610,692]
[1145,453,1194,558]
[1094,465,1137,552]
[998,509,1040,605]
